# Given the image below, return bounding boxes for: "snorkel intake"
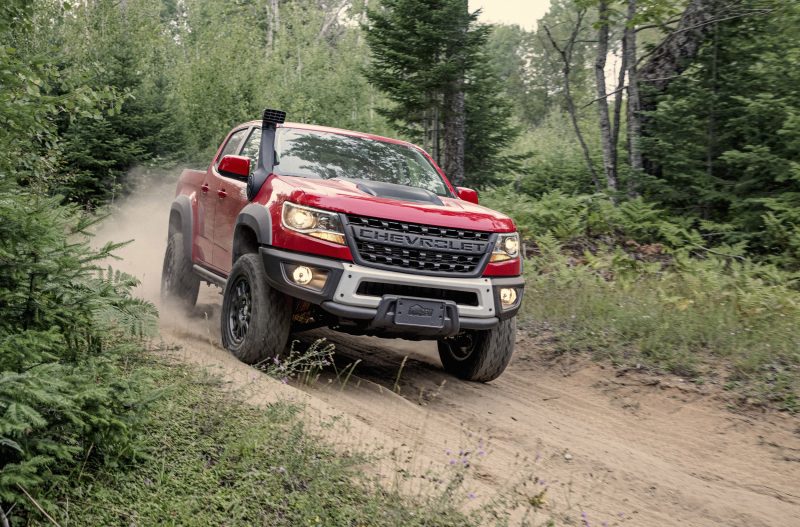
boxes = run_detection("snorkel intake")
[247,108,286,201]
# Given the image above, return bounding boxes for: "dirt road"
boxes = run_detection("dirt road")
[98,181,800,526]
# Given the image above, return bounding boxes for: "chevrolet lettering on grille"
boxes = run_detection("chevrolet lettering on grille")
[355,227,489,253]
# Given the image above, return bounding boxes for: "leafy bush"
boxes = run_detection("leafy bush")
[0,181,157,523]
[521,237,800,410]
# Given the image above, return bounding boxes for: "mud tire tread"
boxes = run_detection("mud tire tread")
[438,318,516,382]
[161,232,200,310]
[220,253,291,364]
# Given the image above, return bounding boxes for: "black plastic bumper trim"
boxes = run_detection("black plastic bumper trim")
[319,301,375,320]
[490,275,526,320]
[460,316,501,330]
[260,247,344,304]
[320,300,500,334]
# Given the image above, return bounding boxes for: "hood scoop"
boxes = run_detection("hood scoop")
[344,179,444,206]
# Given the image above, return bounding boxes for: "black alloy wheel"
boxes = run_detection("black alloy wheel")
[220,253,291,364]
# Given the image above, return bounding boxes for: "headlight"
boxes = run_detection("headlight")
[491,233,520,262]
[281,202,345,245]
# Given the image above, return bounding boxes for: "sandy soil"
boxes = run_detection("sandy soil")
[96,181,800,527]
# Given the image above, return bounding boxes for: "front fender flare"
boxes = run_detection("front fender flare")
[236,203,272,247]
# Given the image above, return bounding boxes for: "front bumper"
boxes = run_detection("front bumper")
[260,247,524,337]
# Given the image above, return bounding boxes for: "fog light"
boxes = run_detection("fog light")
[291,265,313,285]
[285,263,329,291]
[500,287,518,308]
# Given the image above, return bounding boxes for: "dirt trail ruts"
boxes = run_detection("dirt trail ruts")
[97,181,800,527]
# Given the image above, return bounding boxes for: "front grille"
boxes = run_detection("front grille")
[346,215,492,276]
[356,281,479,306]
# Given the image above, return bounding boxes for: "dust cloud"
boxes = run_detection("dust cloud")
[93,171,223,343]
[94,174,176,303]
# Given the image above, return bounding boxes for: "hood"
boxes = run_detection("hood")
[275,175,516,232]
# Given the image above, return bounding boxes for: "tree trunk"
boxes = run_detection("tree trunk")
[443,85,466,185]
[611,26,627,185]
[625,0,643,192]
[357,0,369,44]
[638,0,726,177]
[317,1,347,43]
[440,0,468,185]
[430,103,441,166]
[706,21,719,181]
[639,0,727,112]
[266,0,280,50]
[594,1,617,195]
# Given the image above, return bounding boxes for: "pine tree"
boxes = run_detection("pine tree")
[641,0,800,265]
[0,180,158,523]
[54,0,185,206]
[364,0,521,187]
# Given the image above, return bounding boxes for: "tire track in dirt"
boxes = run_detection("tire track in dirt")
[97,181,800,527]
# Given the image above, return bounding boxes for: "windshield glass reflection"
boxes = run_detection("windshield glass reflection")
[274,128,449,196]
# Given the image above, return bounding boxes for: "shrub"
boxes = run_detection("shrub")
[0,181,157,522]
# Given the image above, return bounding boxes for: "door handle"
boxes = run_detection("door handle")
[201,183,210,193]
[217,189,227,198]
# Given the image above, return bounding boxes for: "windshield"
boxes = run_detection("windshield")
[273,128,450,196]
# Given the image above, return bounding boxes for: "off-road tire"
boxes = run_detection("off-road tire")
[220,253,291,364]
[437,318,516,382]
[160,232,200,310]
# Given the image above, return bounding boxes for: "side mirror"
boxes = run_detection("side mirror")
[218,155,251,179]
[456,187,479,204]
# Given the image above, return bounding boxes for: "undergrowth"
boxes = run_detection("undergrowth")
[520,235,800,411]
[482,187,800,410]
[48,358,481,527]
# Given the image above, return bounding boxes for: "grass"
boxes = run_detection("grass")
[42,357,479,527]
[519,244,800,411]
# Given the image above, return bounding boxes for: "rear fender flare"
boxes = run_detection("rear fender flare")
[170,195,194,259]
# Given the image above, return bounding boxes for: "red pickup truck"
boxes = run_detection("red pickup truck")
[162,109,524,381]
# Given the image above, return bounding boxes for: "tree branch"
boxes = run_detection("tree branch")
[582,85,627,109]
[316,1,348,42]
[542,10,602,192]
[638,8,775,68]
[635,14,683,34]
[17,485,62,527]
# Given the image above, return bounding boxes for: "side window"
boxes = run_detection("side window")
[215,128,248,168]
[240,128,262,175]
